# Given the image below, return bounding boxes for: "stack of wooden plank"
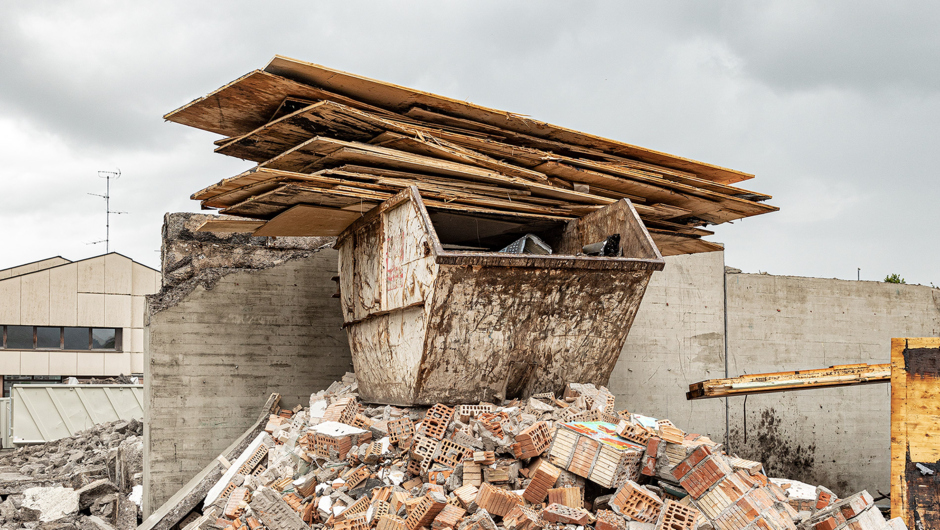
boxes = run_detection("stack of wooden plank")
[165,55,777,255]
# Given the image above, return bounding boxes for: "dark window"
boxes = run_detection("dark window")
[37,327,61,349]
[1,326,120,351]
[92,328,116,350]
[3,375,63,398]
[64,328,89,350]
[6,326,33,349]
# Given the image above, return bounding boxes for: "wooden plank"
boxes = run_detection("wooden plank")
[891,338,940,530]
[686,363,891,400]
[216,101,384,161]
[647,230,724,257]
[195,219,266,234]
[220,184,387,218]
[163,70,398,137]
[534,160,772,224]
[216,100,550,183]
[394,115,770,199]
[260,137,615,206]
[222,182,576,223]
[252,204,365,237]
[369,131,550,183]
[193,164,537,206]
[260,137,574,199]
[263,55,755,184]
[892,338,910,528]
[205,167,595,217]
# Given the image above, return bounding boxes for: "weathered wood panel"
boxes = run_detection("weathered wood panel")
[891,337,940,530]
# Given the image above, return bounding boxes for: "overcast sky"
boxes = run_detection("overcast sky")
[1,2,937,285]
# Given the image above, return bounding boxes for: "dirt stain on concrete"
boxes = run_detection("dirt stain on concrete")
[730,407,820,488]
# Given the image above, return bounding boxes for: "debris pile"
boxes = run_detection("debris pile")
[172,377,904,530]
[0,419,143,529]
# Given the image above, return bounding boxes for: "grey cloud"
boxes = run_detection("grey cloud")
[0,1,937,285]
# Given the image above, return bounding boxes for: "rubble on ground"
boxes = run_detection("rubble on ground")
[0,418,143,529]
[172,375,903,530]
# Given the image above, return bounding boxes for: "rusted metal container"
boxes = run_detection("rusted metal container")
[335,187,664,406]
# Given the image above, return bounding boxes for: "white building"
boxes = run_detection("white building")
[0,253,160,396]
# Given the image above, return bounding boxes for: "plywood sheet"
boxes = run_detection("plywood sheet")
[264,55,754,184]
[891,337,940,530]
[647,229,724,256]
[252,204,363,237]
[163,70,398,137]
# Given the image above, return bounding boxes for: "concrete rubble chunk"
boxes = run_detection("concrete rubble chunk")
[76,478,119,509]
[21,486,80,523]
[0,419,143,529]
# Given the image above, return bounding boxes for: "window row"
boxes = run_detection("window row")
[0,326,121,351]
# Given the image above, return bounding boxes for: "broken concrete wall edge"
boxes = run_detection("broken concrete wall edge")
[146,250,325,316]
[147,212,336,316]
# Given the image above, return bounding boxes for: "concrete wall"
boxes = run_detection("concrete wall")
[611,251,727,437]
[613,251,940,497]
[143,249,352,515]
[0,253,160,376]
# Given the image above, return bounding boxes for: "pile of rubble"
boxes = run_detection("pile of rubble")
[178,377,904,530]
[0,418,143,529]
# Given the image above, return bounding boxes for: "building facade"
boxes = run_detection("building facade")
[0,253,160,395]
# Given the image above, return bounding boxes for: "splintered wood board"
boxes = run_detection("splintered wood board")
[196,219,266,233]
[252,204,364,237]
[891,337,940,530]
[686,363,891,400]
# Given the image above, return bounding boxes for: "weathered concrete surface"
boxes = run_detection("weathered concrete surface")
[610,251,727,437]
[613,251,940,497]
[724,272,940,496]
[143,213,352,515]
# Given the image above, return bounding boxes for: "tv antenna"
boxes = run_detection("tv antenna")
[87,169,128,253]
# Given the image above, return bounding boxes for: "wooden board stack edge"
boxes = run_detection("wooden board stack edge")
[164,55,779,256]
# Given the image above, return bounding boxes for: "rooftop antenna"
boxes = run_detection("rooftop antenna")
[87,169,128,253]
